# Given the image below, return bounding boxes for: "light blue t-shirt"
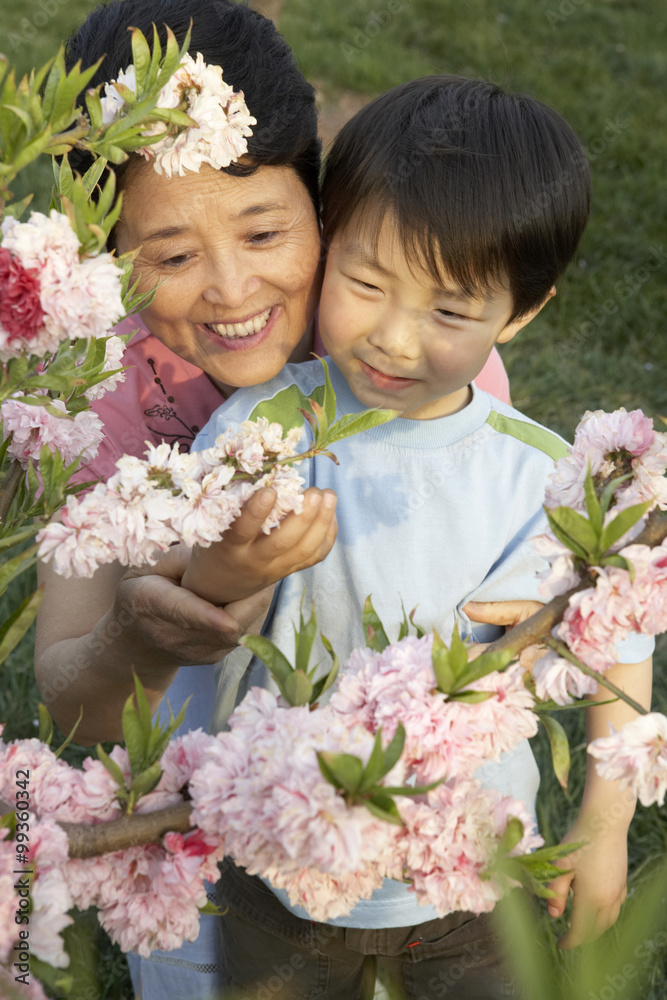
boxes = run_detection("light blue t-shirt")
[193,359,654,929]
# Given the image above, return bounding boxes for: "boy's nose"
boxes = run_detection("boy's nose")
[367,313,418,359]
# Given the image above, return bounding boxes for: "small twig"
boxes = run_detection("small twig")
[0,459,24,524]
[547,638,648,716]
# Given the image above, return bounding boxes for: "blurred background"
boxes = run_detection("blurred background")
[0,0,665,996]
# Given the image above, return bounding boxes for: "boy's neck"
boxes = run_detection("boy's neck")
[401,384,473,421]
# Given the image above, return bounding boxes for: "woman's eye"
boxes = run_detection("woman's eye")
[248,231,279,244]
[161,253,191,268]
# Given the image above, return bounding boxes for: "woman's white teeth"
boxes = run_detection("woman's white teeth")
[208,307,272,338]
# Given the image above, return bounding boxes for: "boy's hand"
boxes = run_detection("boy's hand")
[181,486,338,606]
[463,599,545,670]
[547,812,630,948]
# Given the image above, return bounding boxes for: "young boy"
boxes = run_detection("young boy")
[187,76,653,998]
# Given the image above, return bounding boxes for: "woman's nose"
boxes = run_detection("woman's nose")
[201,255,261,308]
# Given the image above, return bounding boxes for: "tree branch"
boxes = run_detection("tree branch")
[60,801,193,858]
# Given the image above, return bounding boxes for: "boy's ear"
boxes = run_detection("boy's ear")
[495,286,556,345]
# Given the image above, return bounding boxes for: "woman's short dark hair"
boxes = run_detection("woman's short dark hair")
[321,76,592,322]
[66,0,320,210]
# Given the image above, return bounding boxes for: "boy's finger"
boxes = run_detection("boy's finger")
[546,870,574,918]
[223,489,278,546]
[463,599,544,627]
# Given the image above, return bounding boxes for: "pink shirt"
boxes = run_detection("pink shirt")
[75,315,510,484]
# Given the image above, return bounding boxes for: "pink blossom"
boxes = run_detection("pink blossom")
[556,540,667,671]
[545,408,667,514]
[0,830,20,964]
[268,865,385,923]
[588,712,667,806]
[330,636,537,785]
[532,650,598,706]
[533,534,581,599]
[398,780,542,916]
[1,396,104,470]
[84,335,127,401]
[0,246,44,352]
[30,867,73,968]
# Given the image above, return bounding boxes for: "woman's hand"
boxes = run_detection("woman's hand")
[181,486,338,606]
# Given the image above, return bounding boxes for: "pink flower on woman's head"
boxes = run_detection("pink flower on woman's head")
[588,712,667,807]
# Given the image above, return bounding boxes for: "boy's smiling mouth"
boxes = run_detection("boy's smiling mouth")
[359,359,418,391]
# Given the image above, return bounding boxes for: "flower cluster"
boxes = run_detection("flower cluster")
[0,211,125,360]
[101,53,256,178]
[588,713,667,807]
[1,396,104,470]
[329,635,538,784]
[0,728,222,962]
[188,637,543,922]
[545,407,667,515]
[36,418,306,577]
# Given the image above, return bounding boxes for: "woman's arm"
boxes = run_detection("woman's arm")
[34,548,272,745]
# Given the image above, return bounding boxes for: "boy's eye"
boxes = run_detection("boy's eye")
[353,277,380,291]
[248,231,279,244]
[436,308,468,321]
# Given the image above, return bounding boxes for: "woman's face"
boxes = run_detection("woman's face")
[115,161,322,394]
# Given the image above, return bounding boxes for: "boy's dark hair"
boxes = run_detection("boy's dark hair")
[66,0,320,210]
[321,76,591,322]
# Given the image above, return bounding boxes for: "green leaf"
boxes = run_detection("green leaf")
[0,544,38,599]
[599,553,631,572]
[310,633,340,702]
[283,669,313,706]
[129,760,164,801]
[450,689,494,704]
[541,713,571,791]
[383,780,441,796]
[58,152,74,202]
[81,156,108,197]
[600,501,652,554]
[294,604,317,676]
[583,465,603,535]
[496,815,525,856]
[431,628,455,693]
[382,721,406,775]
[358,731,386,792]
[448,623,469,678]
[365,792,404,825]
[545,509,590,560]
[319,356,337,429]
[122,691,148,776]
[325,407,398,446]
[453,648,514,690]
[54,707,83,758]
[318,751,364,795]
[547,506,600,558]
[131,27,152,91]
[409,606,426,638]
[0,585,43,666]
[38,704,54,746]
[240,634,294,688]
[397,600,411,641]
[96,743,128,794]
[199,900,224,916]
[2,192,32,219]
[598,472,633,518]
[133,671,154,745]
[317,751,343,790]
[362,595,390,652]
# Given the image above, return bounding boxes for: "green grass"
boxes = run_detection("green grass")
[1,0,666,996]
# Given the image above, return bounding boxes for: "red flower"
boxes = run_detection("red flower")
[0,246,44,342]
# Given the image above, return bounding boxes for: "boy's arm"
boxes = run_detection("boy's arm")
[547,656,653,948]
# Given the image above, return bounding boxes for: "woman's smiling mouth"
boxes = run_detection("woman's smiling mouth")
[204,306,274,339]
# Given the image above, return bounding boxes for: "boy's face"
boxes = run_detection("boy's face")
[319,215,539,420]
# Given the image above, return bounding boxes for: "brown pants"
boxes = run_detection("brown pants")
[216,860,516,1000]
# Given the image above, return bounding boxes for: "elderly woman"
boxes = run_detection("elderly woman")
[35,0,510,745]
[33,0,511,995]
